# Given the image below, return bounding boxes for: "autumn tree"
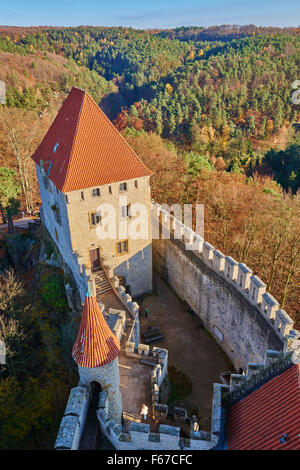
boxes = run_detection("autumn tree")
[0,167,20,232]
[0,108,50,212]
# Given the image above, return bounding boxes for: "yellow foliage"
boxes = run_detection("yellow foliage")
[198,49,204,57]
[165,83,173,95]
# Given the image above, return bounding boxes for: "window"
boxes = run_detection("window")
[135,180,138,189]
[65,195,69,204]
[89,211,101,227]
[55,228,59,241]
[43,175,51,191]
[120,182,127,192]
[121,204,131,218]
[116,240,128,255]
[81,191,85,201]
[109,186,112,194]
[92,188,100,197]
[51,204,61,225]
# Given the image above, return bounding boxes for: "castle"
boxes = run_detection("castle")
[32,87,153,302]
[32,87,300,450]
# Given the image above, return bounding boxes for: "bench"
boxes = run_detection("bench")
[144,334,164,343]
[142,327,162,338]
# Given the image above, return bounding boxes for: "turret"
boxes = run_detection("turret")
[72,290,123,423]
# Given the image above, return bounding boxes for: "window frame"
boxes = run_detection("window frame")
[88,210,102,228]
[92,188,100,198]
[120,182,127,192]
[121,204,131,219]
[115,239,129,256]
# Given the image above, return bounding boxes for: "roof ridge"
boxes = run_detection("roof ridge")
[61,88,86,192]
[32,87,152,192]
[84,91,153,177]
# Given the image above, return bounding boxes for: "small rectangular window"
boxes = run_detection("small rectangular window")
[81,191,85,200]
[109,186,112,194]
[135,180,138,189]
[89,211,101,227]
[120,182,127,192]
[43,176,50,191]
[116,240,128,255]
[65,195,69,204]
[96,211,101,224]
[92,188,100,197]
[121,204,130,218]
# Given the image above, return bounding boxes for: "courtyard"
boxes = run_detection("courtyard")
[101,273,233,431]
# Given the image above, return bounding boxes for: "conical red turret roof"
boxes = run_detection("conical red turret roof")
[72,291,120,368]
[31,87,152,192]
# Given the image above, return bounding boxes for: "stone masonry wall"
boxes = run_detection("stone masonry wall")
[65,176,152,297]
[78,357,123,425]
[151,202,298,371]
[36,164,88,302]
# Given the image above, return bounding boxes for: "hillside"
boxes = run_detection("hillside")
[0,25,299,327]
[0,24,299,451]
[0,48,117,110]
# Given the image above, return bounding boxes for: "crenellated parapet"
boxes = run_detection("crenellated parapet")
[151,201,299,351]
[95,379,224,450]
[109,274,140,318]
[223,343,300,408]
[54,386,90,450]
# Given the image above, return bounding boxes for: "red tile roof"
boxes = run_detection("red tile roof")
[32,87,152,192]
[72,292,120,368]
[227,364,300,450]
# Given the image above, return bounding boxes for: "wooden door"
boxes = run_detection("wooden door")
[89,248,100,271]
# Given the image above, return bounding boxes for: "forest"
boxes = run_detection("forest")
[0,24,299,449]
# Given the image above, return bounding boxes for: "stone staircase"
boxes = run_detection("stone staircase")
[93,269,112,297]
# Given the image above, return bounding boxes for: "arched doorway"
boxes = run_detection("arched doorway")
[79,381,115,450]
[90,381,102,406]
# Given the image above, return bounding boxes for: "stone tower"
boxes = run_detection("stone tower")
[31,87,153,301]
[72,289,123,424]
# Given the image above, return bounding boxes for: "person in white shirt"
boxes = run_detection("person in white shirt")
[140,404,148,421]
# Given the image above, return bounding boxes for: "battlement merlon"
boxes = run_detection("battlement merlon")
[151,200,299,348]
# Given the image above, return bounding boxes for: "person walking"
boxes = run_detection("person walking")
[145,308,150,318]
[140,404,148,421]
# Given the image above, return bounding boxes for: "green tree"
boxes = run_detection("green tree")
[0,168,21,233]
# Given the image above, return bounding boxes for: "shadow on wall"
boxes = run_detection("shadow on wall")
[111,243,152,298]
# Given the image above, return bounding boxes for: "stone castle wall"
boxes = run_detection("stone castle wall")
[151,201,297,371]
[36,164,89,302]
[65,175,152,297]
[78,358,123,425]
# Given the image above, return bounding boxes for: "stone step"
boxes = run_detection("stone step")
[94,274,107,282]
[95,278,110,286]
[95,279,110,286]
[96,285,112,295]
